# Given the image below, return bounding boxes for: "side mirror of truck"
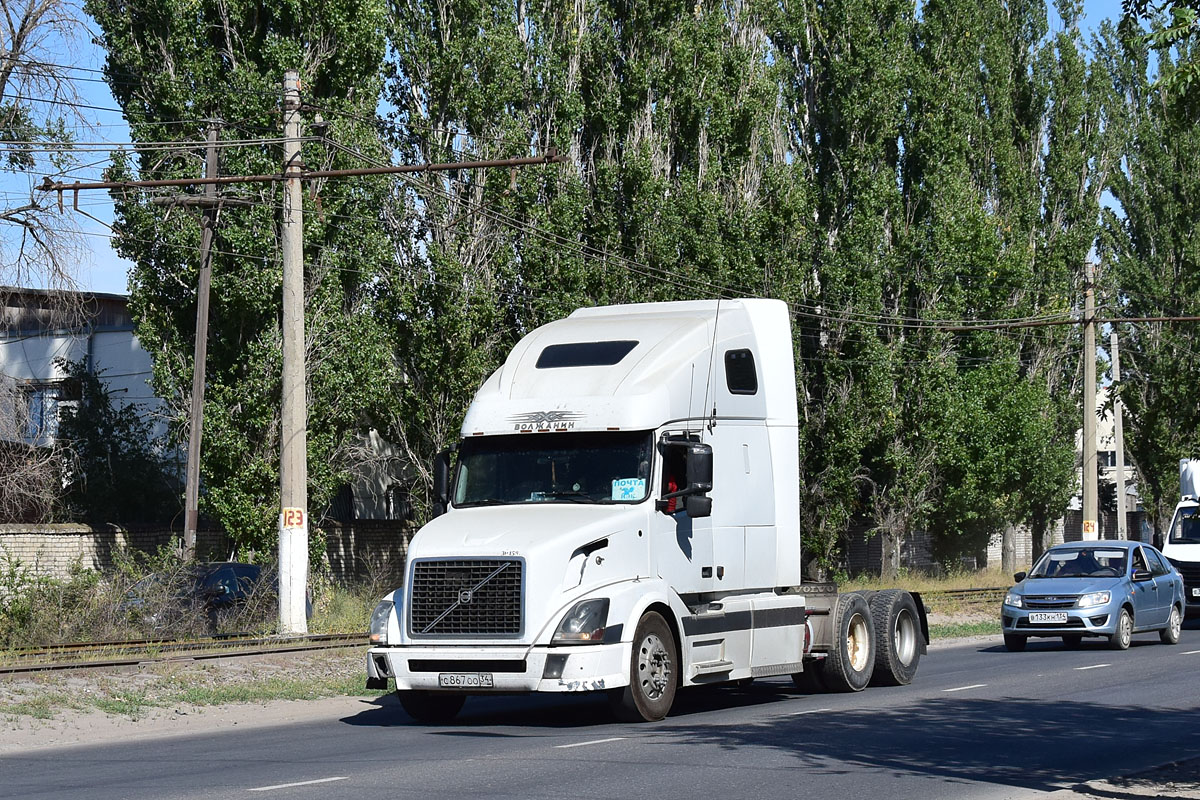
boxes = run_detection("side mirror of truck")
[685,495,712,518]
[432,448,452,518]
[686,443,713,493]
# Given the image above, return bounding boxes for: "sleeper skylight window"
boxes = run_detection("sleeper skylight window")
[536,340,638,368]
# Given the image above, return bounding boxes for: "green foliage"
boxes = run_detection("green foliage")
[83,0,1124,571]
[1100,19,1200,535]
[54,359,181,523]
[86,0,397,552]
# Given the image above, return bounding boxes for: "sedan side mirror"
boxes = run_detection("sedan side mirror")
[1132,568,1153,582]
[1013,571,1027,583]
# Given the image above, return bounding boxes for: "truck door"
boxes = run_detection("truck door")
[652,437,714,594]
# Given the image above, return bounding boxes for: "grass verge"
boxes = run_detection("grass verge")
[929,620,1001,639]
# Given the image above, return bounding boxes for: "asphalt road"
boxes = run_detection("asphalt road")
[5,623,1200,800]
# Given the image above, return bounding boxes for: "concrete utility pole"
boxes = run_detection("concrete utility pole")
[1111,332,1128,539]
[279,70,308,635]
[182,123,220,560]
[1082,261,1098,540]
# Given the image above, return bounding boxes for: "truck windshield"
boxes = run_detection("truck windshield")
[453,431,653,507]
[1169,506,1200,544]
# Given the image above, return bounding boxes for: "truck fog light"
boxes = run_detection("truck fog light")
[553,598,610,644]
[369,599,394,645]
[543,654,569,679]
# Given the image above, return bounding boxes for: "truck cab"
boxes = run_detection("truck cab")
[365,299,925,722]
[1164,459,1200,616]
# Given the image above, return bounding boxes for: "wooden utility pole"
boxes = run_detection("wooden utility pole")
[182,123,220,560]
[279,70,308,635]
[1111,332,1128,539]
[1082,262,1098,540]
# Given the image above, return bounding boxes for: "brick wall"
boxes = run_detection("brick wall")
[0,521,412,585]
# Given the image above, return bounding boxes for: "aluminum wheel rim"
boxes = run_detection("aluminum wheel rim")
[638,633,671,700]
[1169,607,1181,638]
[847,613,870,672]
[1119,613,1132,646]
[894,609,918,665]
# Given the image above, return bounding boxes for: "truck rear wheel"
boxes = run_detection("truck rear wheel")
[819,593,875,692]
[397,690,465,723]
[869,590,922,686]
[608,611,677,722]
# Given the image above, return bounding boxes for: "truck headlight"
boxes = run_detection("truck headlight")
[553,598,610,644]
[1004,593,1023,608]
[1077,591,1111,609]
[369,599,394,645]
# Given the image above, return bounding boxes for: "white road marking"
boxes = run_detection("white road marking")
[555,737,626,749]
[1075,664,1110,671]
[789,707,832,716]
[942,684,987,693]
[249,777,348,792]
[1183,650,1200,655]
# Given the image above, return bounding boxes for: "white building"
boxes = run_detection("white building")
[0,287,166,447]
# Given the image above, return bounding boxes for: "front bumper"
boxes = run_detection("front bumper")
[1001,603,1119,637]
[366,642,631,693]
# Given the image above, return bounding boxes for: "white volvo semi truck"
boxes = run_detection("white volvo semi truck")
[365,299,928,722]
[1163,459,1200,616]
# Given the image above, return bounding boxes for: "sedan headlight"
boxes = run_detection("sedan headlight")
[1004,592,1023,608]
[553,598,610,644]
[1077,591,1111,609]
[369,599,394,645]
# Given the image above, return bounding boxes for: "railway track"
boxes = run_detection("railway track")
[926,586,1006,602]
[1,633,366,676]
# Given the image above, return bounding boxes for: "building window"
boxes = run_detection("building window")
[1098,450,1116,468]
[24,385,61,441]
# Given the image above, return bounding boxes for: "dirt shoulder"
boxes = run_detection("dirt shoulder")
[0,649,371,753]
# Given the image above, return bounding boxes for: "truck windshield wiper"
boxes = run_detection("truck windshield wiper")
[541,491,594,503]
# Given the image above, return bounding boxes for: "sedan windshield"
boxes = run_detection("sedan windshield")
[453,431,652,507]
[1029,548,1127,579]
[1169,506,1200,545]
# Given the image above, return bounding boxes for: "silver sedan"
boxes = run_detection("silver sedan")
[1001,540,1185,651]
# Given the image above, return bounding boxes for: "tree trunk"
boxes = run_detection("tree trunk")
[881,530,900,581]
[1031,510,1048,564]
[1001,525,1016,576]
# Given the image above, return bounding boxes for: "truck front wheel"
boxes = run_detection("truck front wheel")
[819,593,875,692]
[397,690,465,723]
[609,611,677,722]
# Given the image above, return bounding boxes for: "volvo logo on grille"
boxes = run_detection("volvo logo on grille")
[458,589,474,605]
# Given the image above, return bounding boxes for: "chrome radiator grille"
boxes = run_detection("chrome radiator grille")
[409,559,523,637]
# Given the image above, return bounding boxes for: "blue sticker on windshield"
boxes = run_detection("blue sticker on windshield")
[611,478,646,501]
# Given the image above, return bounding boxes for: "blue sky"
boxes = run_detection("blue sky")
[62,0,1123,295]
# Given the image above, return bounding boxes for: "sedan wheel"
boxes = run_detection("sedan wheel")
[1161,605,1182,645]
[1108,608,1133,651]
